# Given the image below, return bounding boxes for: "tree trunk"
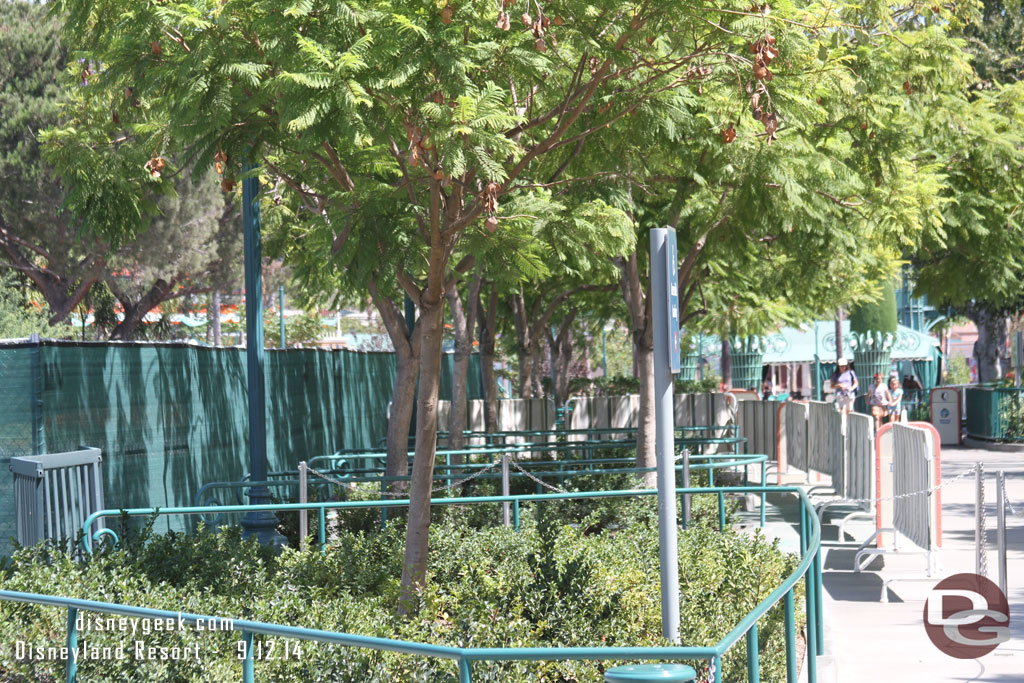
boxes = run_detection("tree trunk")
[721,337,732,388]
[617,251,655,486]
[531,346,543,398]
[635,335,656,487]
[969,306,1008,383]
[368,279,418,490]
[211,290,222,346]
[108,278,176,341]
[399,296,445,611]
[553,309,577,406]
[476,280,499,433]
[445,277,479,455]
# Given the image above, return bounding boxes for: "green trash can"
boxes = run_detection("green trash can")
[604,663,697,682]
[729,336,765,390]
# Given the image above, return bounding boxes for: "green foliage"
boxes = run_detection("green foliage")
[0,277,73,339]
[263,309,323,348]
[0,505,800,682]
[945,354,972,385]
[850,280,898,335]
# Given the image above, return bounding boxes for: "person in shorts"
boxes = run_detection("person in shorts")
[867,373,891,429]
[887,375,904,423]
[830,357,858,414]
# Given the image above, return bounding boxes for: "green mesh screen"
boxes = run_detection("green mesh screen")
[0,341,484,556]
[0,343,38,558]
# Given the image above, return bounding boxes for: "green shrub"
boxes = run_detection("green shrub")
[0,498,802,683]
[849,281,898,336]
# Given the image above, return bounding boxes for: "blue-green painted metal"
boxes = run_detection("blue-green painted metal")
[784,589,797,683]
[240,162,281,546]
[242,630,254,683]
[65,607,77,683]
[745,623,759,682]
[4,484,820,683]
[604,663,696,681]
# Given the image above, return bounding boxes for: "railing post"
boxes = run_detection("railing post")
[759,464,766,527]
[513,498,520,531]
[717,490,725,531]
[975,462,986,576]
[784,589,797,683]
[997,470,1007,596]
[745,623,760,682]
[458,657,472,683]
[805,556,818,683]
[241,630,254,683]
[815,548,824,654]
[298,461,308,552]
[65,607,77,683]
[318,507,326,551]
[502,454,511,527]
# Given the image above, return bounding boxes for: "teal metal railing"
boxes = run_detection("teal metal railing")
[0,484,821,683]
[196,452,771,529]
[964,385,1024,442]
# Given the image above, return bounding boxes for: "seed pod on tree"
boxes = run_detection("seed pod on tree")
[521,12,531,26]
[535,37,547,52]
[484,216,498,233]
[150,40,162,56]
[441,5,453,24]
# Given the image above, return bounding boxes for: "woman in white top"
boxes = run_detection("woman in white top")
[867,373,892,429]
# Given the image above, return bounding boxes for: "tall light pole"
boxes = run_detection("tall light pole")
[240,165,285,547]
[650,227,681,643]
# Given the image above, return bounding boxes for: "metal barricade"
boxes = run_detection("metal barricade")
[10,447,104,553]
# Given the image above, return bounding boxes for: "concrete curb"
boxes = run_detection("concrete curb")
[962,436,1024,452]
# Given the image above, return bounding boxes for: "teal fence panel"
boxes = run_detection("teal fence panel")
[0,341,489,555]
[964,386,1024,441]
[0,343,38,558]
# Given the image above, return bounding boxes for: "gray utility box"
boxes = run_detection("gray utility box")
[10,447,104,552]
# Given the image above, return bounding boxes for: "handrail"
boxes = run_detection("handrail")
[3,484,820,683]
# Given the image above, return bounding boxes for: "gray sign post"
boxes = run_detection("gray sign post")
[650,227,681,642]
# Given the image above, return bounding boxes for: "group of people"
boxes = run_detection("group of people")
[830,357,905,428]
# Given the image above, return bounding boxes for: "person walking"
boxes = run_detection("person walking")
[887,375,904,423]
[830,357,858,415]
[867,373,891,429]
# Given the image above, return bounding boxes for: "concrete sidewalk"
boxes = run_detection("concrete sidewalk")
[809,446,1024,682]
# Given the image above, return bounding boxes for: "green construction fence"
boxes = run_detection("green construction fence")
[0,340,483,557]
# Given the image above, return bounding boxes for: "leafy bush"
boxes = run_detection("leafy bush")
[0,498,802,682]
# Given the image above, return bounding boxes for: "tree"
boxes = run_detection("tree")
[1,1,240,339]
[911,2,1024,382]
[48,0,927,606]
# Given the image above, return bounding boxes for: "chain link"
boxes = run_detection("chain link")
[508,457,569,493]
[978,463,988,578]
[833,463,978,505]
[1001,474,1024,518]
[306,460,502,498]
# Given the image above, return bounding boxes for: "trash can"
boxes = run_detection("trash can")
[930,387,961,445]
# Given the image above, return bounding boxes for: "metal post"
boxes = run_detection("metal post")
[650,227,680,643]
[241,630,254,683]
[784,590,797,683]
[298,461,308,551]
[278,284,285,349]
[975,462,986,576]
[745,623,760,683]
[66,607,78,683]
[697,333,703,380]
[997,470,1007,596]
[814,322,822,401]
[239,164,285,547]
[30,332,43,455]
[501,453,511,527]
